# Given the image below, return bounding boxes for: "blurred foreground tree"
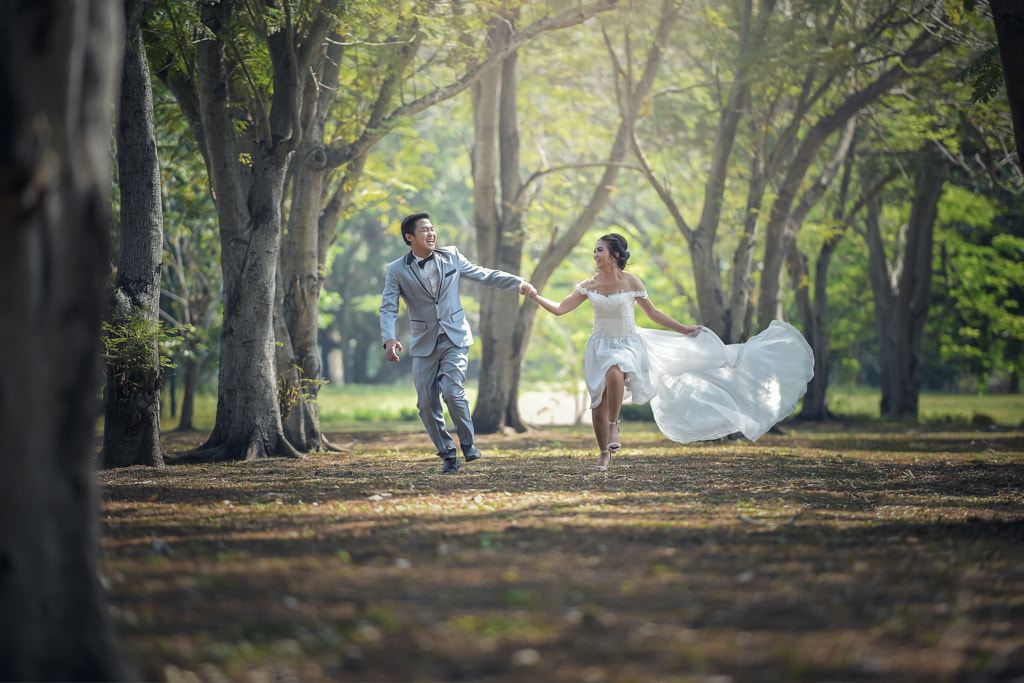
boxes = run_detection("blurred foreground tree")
[989,0,1024,163]
[0,0,129,678]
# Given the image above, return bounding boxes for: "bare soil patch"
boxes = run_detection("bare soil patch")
[98,426,1024,682]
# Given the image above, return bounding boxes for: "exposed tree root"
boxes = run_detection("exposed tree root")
[167,430,303,464]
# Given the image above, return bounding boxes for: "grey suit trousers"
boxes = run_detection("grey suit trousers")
[413,334,473,458]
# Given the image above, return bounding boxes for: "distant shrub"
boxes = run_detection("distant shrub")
[620,403,654,422]
[970,413,997,429]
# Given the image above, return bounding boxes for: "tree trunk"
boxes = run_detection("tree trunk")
[187,144,302,461]
[102,7,166,469]
[279,40,343,453]
[279,27,417,450]
[792,237,835,422]
[990,0,1024,165]
[777,119,857,422]
[175,355,199,431]
[474,15,528,434]
[866,150,948,419]
[177,1,302,462]
[629,0,762,339]
[0,1,129,678]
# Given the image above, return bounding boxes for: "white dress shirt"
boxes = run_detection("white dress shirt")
[418,255,439,297]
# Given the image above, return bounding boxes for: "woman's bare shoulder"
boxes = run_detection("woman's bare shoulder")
[624,272,646,290]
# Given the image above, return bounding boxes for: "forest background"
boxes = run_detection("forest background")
[3,0,1024,680]
[119,0,1023,471]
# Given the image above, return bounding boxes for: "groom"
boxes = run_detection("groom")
[379,213,536,474]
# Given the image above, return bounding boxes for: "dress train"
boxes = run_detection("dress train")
[639,320,814,443]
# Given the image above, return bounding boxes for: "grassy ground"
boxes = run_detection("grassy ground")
[98,424,1024,682]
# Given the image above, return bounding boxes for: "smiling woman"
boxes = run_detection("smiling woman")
[528,234,814,470]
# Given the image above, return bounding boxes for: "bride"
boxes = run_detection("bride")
[527,233,814,471]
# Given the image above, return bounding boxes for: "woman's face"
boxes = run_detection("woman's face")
[594,240,615,268]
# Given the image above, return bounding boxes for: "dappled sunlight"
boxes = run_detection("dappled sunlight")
[98,427,1024,682]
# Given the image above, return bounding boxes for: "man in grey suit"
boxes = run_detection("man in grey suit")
[380,213,537,474]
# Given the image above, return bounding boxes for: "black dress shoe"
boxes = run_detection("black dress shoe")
[442,457,461,474]
[463,446,482,462]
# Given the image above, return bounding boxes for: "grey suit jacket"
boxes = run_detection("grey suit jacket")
[379,246,524,357]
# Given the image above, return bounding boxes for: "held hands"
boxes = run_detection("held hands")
[518,281,538,297]
[385,339,403,362]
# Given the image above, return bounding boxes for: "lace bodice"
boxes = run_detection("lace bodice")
[576,284,648,339]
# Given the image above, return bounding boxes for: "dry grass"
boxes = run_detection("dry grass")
[98,425,1024,682]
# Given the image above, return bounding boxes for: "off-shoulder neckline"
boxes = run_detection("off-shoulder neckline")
[576,284,647,298]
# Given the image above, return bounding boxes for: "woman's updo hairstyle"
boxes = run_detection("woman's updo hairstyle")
[600,233,631,270]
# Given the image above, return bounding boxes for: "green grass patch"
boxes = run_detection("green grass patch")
[151,382,1024,433]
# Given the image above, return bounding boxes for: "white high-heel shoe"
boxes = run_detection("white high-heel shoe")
[593,449,611,471]
[607,419,621,453]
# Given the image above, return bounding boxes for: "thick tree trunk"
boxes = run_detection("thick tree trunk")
[866,151,948,419]
[0,1,129,678]
[185,144,302,462]
[102,9,166,469]
[177,2,301,462]
[279,29,416,450]
[990,0,1024,165]
[475,16,528,434]
[279,37,351,453]
[469,18,509,434]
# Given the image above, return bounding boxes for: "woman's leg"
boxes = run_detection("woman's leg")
[605,365,625,449]
[592,392,609,450]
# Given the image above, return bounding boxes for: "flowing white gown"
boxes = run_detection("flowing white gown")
[578,284,815,443]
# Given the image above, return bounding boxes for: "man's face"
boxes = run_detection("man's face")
[407,218,437,255]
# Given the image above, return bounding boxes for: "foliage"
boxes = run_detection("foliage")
[122,0,1020,422]
[101,314,176,394]
[955,45,1005,104]
[277,359,329,420]
[934,187,1024,391]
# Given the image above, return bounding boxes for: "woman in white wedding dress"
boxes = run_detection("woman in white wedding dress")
[528,234,814,471]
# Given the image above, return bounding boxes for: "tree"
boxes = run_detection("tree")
[474,0,686,431]
[470,9,530,433]
[277,0,617,445]
[0,1,129,678]
[791,144,899,421]
[102,0,167,469]
[989,0,1024,164]
[755,18,946,332]
[163,1,338,462]
[934,187,1024,394]
[863,146,950,418]
[613,1,952,347]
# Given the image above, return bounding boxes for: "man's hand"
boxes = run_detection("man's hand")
[518,281,537,297]
[385,339,403,362]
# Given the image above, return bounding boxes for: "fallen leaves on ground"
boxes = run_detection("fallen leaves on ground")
[97,425,1024,683]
